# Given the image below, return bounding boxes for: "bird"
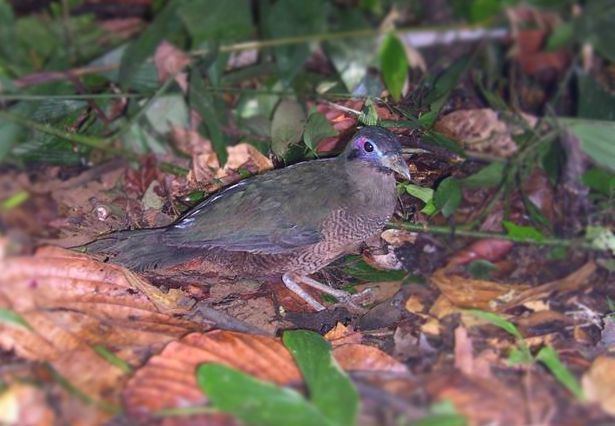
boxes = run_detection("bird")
[84,126,410,311]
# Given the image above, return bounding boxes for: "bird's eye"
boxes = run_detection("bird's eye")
[363,141,374,152]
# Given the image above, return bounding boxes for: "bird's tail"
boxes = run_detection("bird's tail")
[80,228,194,271]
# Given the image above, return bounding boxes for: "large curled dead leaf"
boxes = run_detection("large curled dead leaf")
[0,247,203,424]
[431,261,596,313]
[123,329,407,423]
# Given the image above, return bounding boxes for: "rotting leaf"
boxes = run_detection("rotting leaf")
[583,356,615,415]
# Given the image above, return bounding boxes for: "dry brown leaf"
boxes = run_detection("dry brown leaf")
[222,143,273,175]
[404,295,425,314]
[333,344,408,373]
[324,323,362,346]
[0,247,202,423]
[0,384,55,426]
[500,261,596,310]
[447,239,514,267]
[583,356,615,416]
[154,41,191,92]
[123,330,301,422]
[434,109,529,158]
[431,267,528,311]
[428,373,527,426]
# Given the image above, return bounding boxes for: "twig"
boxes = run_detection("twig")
[387,222,596,250]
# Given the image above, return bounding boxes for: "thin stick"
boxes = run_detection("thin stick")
[387,222,596,250]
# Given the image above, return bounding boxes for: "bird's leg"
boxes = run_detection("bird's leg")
[282,273,326,311]
[283,273,370,313]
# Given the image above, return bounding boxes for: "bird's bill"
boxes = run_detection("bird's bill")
[383,154,411,181]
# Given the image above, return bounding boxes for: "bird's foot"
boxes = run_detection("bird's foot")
[282,273,370,313]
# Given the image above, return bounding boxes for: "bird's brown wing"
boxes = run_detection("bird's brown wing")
[161,159,351,254]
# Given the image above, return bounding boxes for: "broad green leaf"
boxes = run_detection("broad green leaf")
[574,0,615,62]
[358,98,379,126]
[190,71,228,165]
[119,1,183,88]
[582,168,615,196]
[564,119,615,172]
[507,345,534,366]
[283,330,359,426]
[502,220,545,242]
[265,0,327,82]
[379,33,408,102]
[461,162,506,188]
[0,307,32,331]
[419,57,471,127]
[271,99,305,158]
[577,72,615,121]
[467,259,497,279]
[434,177,462,218]
[197,363,330,426]
[585,226,615,255]
[344,256,407,282]
[144,94,189,135]
[536,346,585,400]
[404,183,437,215]
[303,112,337,150]
[178,0,252,45]
[323,9,376,93]
[465,309,523,339]
[546,22,574,50]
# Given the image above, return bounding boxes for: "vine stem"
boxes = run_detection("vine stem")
[387,222,596,250]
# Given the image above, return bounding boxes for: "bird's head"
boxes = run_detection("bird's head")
[342,126,411,181]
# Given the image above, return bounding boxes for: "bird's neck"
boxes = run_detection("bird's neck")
[343,159,397,194]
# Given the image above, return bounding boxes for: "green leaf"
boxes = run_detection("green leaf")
[379,33,408,102]
[413,400,467,426]
[119,1,183,88]
[92,345,132,374]
[358,98,379,126]
[404,183,437,215]
[467,259,497,279]
[303,112,337,151]
[574,0,615,62]
[564,119,615,172]
[577,72,615,121]
[536,346,585,400]
[283,330,359,426]
[199,363,331,426]
[189,71,228,165]
[0,307,32,331]
[465,309,523,339]
[546,22,574,50]
[271,99,305,158]
[265,0,327,82]
[178,0,252,45]
[1,190,29,210]
[343,256,407,282]
[507,345,534,366]
[585,226,615,255]
[434,177,462,218]
[461,162,506,188]
[502,220,545,242]
[582,168,615,196]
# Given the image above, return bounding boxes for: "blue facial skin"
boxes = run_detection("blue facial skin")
[344,127,411,180]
